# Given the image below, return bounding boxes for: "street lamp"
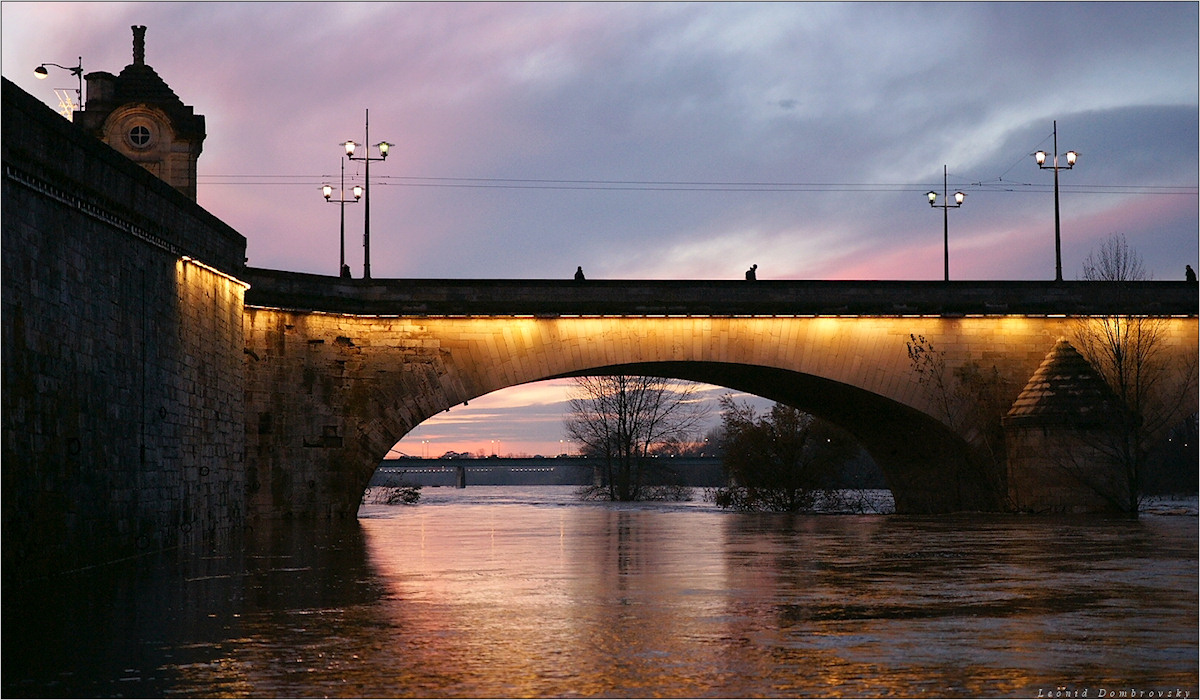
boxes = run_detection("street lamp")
[925,164,966,282]
[1033,120,1079,282]
[322,157,362,278]
[343,109,392,279]
[34,56,83,119]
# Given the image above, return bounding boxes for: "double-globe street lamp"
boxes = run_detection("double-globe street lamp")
[322,157,362,278]
[925,164,966,282]
[343,109,393,280]
[1033,120,1079,282]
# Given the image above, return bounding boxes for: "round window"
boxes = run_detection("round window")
[129,125,152,147]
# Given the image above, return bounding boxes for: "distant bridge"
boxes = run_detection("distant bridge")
[242,269,1197,518]
[369,456,725,488]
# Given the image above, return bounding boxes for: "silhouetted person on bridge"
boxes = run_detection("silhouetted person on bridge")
[341,263,352,279]
[745,264,757,280]
[574,266,586,281]
[1187,265,1196,283]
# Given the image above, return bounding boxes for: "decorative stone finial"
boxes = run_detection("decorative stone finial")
[132,25,147,65]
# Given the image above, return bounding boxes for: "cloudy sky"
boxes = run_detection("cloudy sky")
[5,2,1197,457]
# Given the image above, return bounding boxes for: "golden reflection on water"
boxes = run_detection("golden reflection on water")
[362,506,748,697]
[354,499,1197,698]
[7,492,1194,698]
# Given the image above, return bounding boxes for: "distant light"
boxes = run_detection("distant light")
[1066,150,1078,166]
[377,141,392,158]
[1034,150,1047,166]
[344,140,358,156]
[322,184,333,200]
[954,191,966,205]
[927,191,938,203]
[34,65,49,79]
[353,185,363,199]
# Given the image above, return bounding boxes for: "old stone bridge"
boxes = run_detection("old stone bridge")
[4,76,1197,583]
[242,269,1197,519]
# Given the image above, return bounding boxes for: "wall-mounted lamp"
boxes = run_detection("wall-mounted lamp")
[34,56,83,119]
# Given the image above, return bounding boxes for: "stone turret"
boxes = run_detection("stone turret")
[75,25,205,200]
[1003,338,1130,513]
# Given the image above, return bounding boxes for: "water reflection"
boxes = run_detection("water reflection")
[3,519,380,697]
[3,488,1196,698]
[727,514,1200,696]
[357,497,1197,697]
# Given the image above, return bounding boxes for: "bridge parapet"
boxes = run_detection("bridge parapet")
[244,268,1197,317]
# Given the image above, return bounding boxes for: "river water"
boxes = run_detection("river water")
[3,487,1197,698]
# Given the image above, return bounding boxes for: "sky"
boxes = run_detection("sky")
[4,2,1198,457]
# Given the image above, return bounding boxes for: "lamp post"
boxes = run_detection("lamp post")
[322,157,362,278]
[925,164,966,282]
[343,109,392,279]
[34,56,83,118]
[1033,120,1079,282]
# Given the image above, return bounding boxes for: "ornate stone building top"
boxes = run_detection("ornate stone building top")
[75,25,205,199]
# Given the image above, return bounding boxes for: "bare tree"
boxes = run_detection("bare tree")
[563,375,708,501]
[1071,234,1199,512]
[1081,232,1148,283]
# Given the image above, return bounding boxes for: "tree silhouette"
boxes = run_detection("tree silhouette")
[1070,234,1199,512]
[712,396,857,512]
[564,375,707,501]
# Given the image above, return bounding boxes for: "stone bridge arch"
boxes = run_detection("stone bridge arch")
[245,298,1189,518]
[551,360,986,513]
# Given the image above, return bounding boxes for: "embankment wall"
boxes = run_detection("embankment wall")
[2,78,248,583]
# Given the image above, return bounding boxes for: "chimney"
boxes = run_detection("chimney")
[132,25,146,65]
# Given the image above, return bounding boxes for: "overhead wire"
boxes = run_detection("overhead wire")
[195,173,1197,196]
[198,124,1197,195]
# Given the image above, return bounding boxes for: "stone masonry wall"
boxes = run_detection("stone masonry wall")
[2,78,248,584]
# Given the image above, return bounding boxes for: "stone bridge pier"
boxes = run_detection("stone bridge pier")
[242,270,1198,518]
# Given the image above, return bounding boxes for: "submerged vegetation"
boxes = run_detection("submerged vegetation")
[709,395,873,513]
[363,485,422,505]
